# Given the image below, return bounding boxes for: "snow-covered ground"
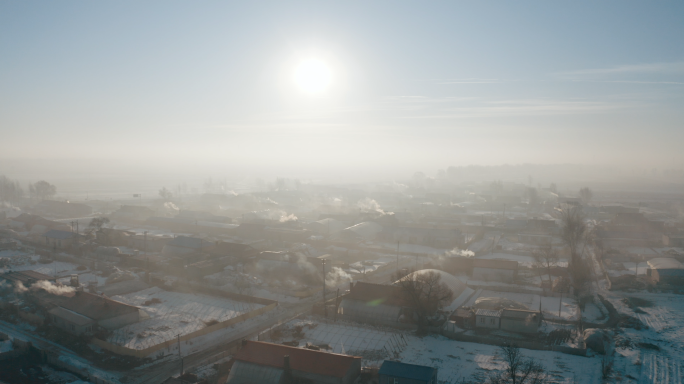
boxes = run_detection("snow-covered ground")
[475,252,569,268]
[600,290,684,384]
[277,317,601,383]
[463,289,579,321]
[0,250,87,278]
[108,286,264,350]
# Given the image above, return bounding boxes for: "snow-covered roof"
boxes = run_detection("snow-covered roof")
[647,257,684,270]
[475,309,501,317]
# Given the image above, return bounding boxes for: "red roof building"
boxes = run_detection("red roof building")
[227,340,361,384]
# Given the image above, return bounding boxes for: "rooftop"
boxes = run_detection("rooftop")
[234,341,361,378]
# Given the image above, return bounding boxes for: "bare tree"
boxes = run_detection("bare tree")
[391,269,454,330]
[86,217,110,241]
[31,180,57,201]
[0,175,24,203]
[532,246,559,282]
[158,187,173,202]
[549,183,557,194]
[579,187,593,205]
[488,344,548,384]
[561,207,587,285]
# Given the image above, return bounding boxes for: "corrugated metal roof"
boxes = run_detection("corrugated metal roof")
[475,309,501,317]
[234,341,360,378]
[60,291,139,321]
[378,360,436,381]
[48,306,95,326]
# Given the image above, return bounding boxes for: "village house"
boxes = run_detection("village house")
[337,281,406,326]
[44,229,79,249]
[226,340,361,384]
[499,309,541,334]
[475,309,501,329]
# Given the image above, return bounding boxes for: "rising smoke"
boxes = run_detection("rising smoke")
[14,280,75,296]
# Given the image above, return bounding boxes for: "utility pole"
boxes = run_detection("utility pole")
[144,231,149,283]
[177,334,183,380]
[559,289,563,318]
[322,259,327,317]
[396,241,400,271]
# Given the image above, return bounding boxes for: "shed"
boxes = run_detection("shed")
[378,360,438,384]
[647,257,684,284]
[44,230,78,248]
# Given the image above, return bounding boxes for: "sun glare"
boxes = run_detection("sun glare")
[294,59,332,94]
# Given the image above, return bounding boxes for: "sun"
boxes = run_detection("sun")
[293,59,332,94]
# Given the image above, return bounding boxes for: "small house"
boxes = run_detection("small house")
[475,309,501,329]
[500,309,541,334]
[378,360,438,384]
[44,230,79,249]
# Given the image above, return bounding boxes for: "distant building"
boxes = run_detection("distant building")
[662,234,684,248]
[378,360,438,384]
[646,258,684,284]
[209,242,259,263]
[44,229,79,249]
[226,340,361,384]
[472,259,518,283]
[162,235,214,257]
[35,200,93,218]
[111,205,155,222]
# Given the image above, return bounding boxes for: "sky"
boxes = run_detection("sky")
[1,1,683,181]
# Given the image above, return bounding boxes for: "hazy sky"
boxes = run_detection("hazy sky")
[2,1,683,178]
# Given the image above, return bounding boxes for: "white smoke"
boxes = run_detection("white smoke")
[13,280,75,296]
[280,213,298,223]
[325,267,352,287]
[444,248,475,258]
[357,198,385,214]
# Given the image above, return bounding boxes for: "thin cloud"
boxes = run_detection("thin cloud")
[440,78,500,84]
[558,62,684,76]
[571,80,684,86]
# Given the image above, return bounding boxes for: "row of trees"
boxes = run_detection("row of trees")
[0,176,57,203]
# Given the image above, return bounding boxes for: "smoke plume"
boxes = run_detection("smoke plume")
[325,267,352,287]
[13,280,75,296]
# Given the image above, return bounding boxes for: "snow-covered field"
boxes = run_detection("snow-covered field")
[278,317,601,383]
[604,291,684,384]
[108,287,264,350]
[463,289,579,321]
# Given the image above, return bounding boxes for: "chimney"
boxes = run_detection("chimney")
[349,281,354,291]
[241,339,248,347]
[283,355,293,384]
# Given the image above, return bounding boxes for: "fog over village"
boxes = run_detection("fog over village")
[2,2,684,384]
